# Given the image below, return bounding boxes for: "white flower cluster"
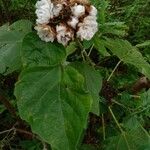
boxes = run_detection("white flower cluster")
[35,0,98,46]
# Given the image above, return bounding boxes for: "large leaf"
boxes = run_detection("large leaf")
[71,62,102,115]
[22,32,66,67]
[15,65,92,150]
[104,39,150,79]
[0,20,32,75]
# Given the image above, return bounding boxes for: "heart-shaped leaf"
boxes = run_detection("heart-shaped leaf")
[15,65,92,150]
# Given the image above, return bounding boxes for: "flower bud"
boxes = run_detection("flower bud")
[89,6,97,16]
[35,0,54,24]
[77,15,98,40]
[56,24,74,46]
[67,16,79,29]
[71,4,85,17]
[53,4,63,17]
[35,25,55,42]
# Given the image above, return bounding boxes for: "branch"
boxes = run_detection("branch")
[0,95,22,122]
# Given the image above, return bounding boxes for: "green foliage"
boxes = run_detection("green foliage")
[104,39,150,79]
[105,116,150,150]
[0,0,150,149]
[15,65,92,150]
[22,32,66,67]
[0,20,32,75]
[71,62,102,115]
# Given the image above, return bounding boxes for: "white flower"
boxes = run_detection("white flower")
[77,15,98,40]
[83,16,97,26]
[71,4,85,17]
[56,24,74,46]
[35,0,98,45]
[35,25,55,42]
[67,16,79,29]
[89,5,97,16]
[35,0,54,24]
[53,4,63,17]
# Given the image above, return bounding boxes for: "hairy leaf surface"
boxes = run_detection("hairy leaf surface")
[22,32,66,67]
[72,62,102,115]
[105,39,150,79]
[15,65,92,150]
[0,20,32,75]
[105,117,150,150]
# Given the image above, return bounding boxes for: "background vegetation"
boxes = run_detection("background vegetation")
[0,0,150,149]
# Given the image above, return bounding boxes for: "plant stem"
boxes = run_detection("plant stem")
[0,127,34,138]
[108,106,131,150]
[112,99,130,111]
[0,95,21,122]
[102,114,106,140]
[88,44,94,56]
[0,128,14,135]
[118,93,140,99]
[76,39,95,66]
[107,60,122,81]
[16,128,34,137]
[108,106,124,133]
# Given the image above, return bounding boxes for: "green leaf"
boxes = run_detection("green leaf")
[105,116,150,150]
[22,32,66,67]
[105,126,150,150]
[93,35,110,56]
[136,40,150,48]
[10,19,33,34]
[104,39,150,79]
[15,65,92,150]
[101,22,128,37]
[82,40,93,49]
[66,42,77,56]
[19,140,42,150]
[71,62,102,115]
[140,89,150,106]
[0,104,6,114]
[0,20,32,75]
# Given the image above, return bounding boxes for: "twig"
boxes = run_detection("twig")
[0,95,20,121]
[88,44,94,56]
[0,95,18,118]
[0,128,14,135]
[108,106,131,150]
[76,39,95,66]
[118,93,140,99]
[107,60,122,81]
[108,106,124,133]
[131,105,150,116]
[102,114,106,140]
[0,127,34,138]
[112,99,130,111]
[16,128,34,137]
[83,50,95,66]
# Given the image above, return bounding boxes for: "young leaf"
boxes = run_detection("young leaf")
[71,62,102,115]
[21,32,66,67]
[0,20,32,75]
[104,39,150,79]
[15,65,92,150]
